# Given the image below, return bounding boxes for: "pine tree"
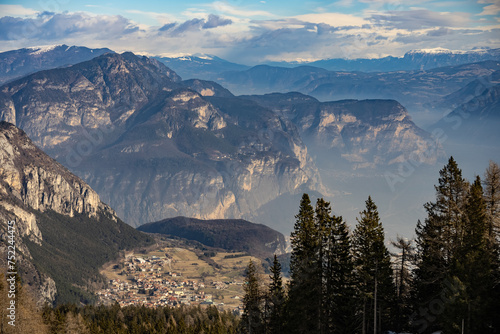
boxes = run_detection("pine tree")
[352,196,395,334]
[268,254,285,334]
[241,259,264,334]
[286,193,321,334]
[442,176,497,333]
[483,161,500,333]
[484,160,500,244]
[315,197,332,334]
[390,236,415,333]
[413,157,468,333]
[323,210,359,334]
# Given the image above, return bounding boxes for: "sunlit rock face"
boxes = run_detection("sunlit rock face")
[0,122,120,305]
[242,93,444,170]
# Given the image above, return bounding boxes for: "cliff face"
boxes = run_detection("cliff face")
[0,122,114,218]
[0,122,150,305]
[73,91,322,227]
[243,93,444,169]
[0,53,322,230]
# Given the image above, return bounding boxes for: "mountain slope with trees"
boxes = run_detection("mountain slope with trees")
[137,216,287,258]
[0,122,152,306]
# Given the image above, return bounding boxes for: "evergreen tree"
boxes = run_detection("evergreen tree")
[323,210,359,334]
[315,197,333,334]
[483,161,500,333]
[390,236,415,333]
[352,196,395,334]
[268,254,285,334]
[413,157,468,333]
[442,176,497,333]
[484,160,500,244]
[241,259,264,334]
[286,193,321,334]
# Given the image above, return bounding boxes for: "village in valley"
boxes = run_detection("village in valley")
[97,242,265,315]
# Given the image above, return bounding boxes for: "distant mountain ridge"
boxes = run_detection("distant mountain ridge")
[155,54,249,80]
[297,48,500,72]
[435,83,500,140]
[138,216,287,259]
[0,44,113,84]
[155,48,500,82]
[216,60,500,127]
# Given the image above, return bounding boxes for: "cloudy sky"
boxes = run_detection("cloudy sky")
[0,0,499,64]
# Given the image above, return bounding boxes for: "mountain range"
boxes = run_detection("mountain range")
[155,54,249,81]
[1,45,499,239]
[0,52,322,232]
[215,61,500,127]
[268,48,500,72]
[155,48,500,81]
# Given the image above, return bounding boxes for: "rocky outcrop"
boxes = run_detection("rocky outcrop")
[0,121,115,219]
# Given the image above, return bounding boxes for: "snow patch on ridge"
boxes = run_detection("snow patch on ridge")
[28,45,62,55]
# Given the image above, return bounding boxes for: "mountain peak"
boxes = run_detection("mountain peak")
[0,45,114,85]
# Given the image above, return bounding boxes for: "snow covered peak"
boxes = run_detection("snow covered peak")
[193,54,215,60]
[405,48,494,56]
[407,48,456,55]
[27,45,64,55]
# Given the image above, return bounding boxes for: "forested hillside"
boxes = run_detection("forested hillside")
[239,157,500,334]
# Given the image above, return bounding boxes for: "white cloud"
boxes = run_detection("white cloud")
[125,10,178,25]
[480,3,500,15]
[0,4,37,16]
[369,9,471,29]
[293,13,368,27]
[206,1,274,18]
[0,12,139,41]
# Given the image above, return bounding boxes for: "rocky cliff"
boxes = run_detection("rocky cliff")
[242,93,444,169]
[0,122,151,305]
